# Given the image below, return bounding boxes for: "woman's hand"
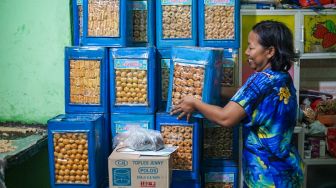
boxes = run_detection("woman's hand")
[170,96,199,121]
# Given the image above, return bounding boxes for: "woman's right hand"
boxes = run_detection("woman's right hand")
[170,96,199,121]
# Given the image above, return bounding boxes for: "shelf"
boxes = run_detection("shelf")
[294,126,304,133]
[301,53,336,60]
[304,156,336,165]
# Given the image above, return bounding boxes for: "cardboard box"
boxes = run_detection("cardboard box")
[108,150,172,188]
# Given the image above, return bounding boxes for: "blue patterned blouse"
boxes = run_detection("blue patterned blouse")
[231,68,303,188]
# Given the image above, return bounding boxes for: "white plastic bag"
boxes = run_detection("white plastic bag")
[113,125,164,151]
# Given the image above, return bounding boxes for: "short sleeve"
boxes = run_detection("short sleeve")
[231,73,271,123]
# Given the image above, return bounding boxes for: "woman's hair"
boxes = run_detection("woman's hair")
[252,20,295,72]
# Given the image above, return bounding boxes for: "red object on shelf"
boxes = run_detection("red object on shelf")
[299,0,333,7]
[299,0,334,7]
[311,99,321,111]
[326,127,336,157]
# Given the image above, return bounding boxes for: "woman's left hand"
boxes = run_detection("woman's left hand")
[170,96,198,121]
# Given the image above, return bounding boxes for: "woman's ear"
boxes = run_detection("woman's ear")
[266,46,275,59]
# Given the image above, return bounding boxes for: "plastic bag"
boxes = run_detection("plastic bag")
[307,120,326,136]
[301,98,316,124]
[113,125,164,151]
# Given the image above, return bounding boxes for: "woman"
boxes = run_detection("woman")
[171,20,303,187]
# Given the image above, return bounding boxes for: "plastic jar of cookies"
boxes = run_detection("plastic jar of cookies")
[222,49,238,87]
[83,0,129,46]
[48,114,106,187]
[156,0,197,48]
[166,47,224,118]
[155,113,202,180]
[110,47,156,113]
[199,0,239,48]
[161,59,170,102]
[131,1,148,42]
[65,46,109,113]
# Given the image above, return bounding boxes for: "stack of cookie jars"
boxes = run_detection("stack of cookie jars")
[202,49,240,188]
[109,47,157,139]
[48,0,135,187]
[198,0,240,187]
[47,46,111,188]
[157,46,224,187]
[50,0,241,187]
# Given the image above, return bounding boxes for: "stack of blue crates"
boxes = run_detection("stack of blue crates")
[57,0,242,187]
[47,46,111,187]
[203,120,239,188]
[201,49,240,188]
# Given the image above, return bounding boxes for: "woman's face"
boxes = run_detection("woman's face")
[245,31,274,72]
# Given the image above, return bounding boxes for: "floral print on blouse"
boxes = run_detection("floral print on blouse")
[231,68,303,188]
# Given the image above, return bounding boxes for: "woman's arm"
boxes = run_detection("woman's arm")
[171,96,246,127]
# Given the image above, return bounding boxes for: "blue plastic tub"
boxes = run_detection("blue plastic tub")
[166,47,223,118]
[64,46,109,114]
[110,113,155,137]
[157,48,172,111]
[156,112,203,180]
[156,0,197,48]
[82,0,129,46]
[204,165,239,188]
[129,0,155,47]
[172,178,203,188]
[198,0,240,48]
[203,119,239,164]
[110,47,157,114]
[47,114,106,188]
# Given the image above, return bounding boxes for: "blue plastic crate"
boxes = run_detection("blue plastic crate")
[129,0,155,47]
[198,0,240,48]
[71,0,83,46]
[172,178,203,188]
[82,0,129,46]
[47,114,106,188]
[157,49,172,111]
[204,165,239,188]
[156,112,203,180]
[110,113,155,138]
[222,48,238,87]
[65,46,109,114]
[203,119,239,164]
[156,0,197,48]
[110,47,157,114]
[166,47,223,118]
